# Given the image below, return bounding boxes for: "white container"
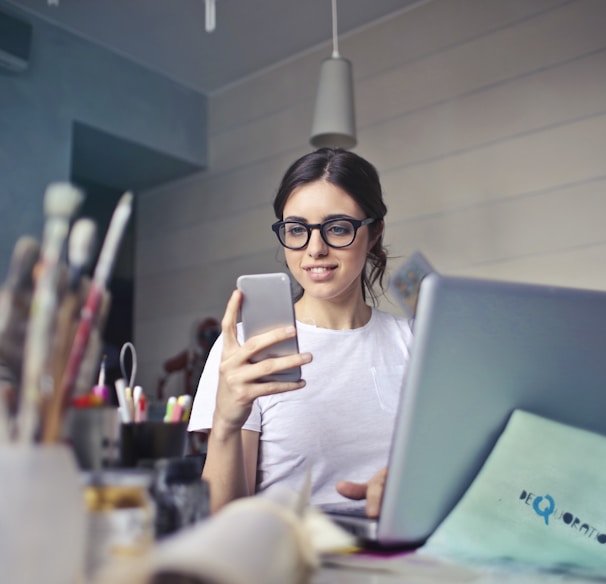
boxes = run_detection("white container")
[0,445,86,584]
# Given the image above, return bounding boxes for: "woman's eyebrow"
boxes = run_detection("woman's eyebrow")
[283,213,356,222]
[324,213,356,221]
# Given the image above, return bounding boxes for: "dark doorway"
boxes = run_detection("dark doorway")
[69,122,202,387]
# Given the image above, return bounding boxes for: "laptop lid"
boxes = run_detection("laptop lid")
[372,273,606,547]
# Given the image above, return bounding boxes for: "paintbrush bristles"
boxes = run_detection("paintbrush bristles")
[44,183,84,219]
[68,218,96,270]
[93,191,133,287]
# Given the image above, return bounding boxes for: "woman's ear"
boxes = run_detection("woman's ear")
[368,219,384,250]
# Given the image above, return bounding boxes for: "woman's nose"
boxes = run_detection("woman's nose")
[306,228,328,257]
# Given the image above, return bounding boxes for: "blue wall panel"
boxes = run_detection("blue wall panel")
[0,1,207,278]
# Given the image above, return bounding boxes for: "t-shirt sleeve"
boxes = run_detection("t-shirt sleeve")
[187,328,262,433]
[188,332,223,432]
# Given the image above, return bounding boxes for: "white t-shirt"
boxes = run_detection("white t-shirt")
[188,308,413,512]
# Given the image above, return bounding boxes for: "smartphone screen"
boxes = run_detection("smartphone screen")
[236,272,301,382]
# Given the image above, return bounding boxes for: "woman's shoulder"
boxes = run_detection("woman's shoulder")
[371,307,411,327]
[370,307,414,339]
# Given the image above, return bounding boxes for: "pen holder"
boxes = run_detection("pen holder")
[65,406,121,470]
[120,421,188,468]
[0,445,86,584]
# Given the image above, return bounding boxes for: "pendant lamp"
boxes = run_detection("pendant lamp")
[205,0,216,32]
[310,0,357,149]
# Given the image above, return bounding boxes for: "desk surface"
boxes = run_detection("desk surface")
[312,566,605,583]
[312,558,606,583]
[97,552,606,583]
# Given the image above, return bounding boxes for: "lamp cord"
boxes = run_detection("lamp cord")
[331,0,340,58]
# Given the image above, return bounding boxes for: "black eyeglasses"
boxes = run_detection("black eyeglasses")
[271,217,376,250]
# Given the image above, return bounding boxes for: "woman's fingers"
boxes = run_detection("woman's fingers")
[221,289,242,352]
[335,480,367,501]
[214,363,308,433]
[247,350,310,382]
[222,352,311,399]
[228,311,311,381]
[240,324,297,358]
[336,468,388,518]
[222,290,302,368]
[365,468,388,518]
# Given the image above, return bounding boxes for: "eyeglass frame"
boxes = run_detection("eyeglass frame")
[271,217,377,250]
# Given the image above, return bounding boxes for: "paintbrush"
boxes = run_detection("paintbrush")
[43,218,97,436]
[42,191,133,443]
[0,236,40,443]
[16,183,83,443]
[0,236,40,336]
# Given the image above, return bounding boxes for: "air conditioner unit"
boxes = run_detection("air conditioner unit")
[0,9,32,73]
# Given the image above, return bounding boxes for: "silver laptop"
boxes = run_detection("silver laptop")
[331,273,606,548]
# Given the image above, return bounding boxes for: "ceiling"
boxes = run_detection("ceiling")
[4,0,422,94]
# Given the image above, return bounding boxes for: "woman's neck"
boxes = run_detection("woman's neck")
[294,294,372,330]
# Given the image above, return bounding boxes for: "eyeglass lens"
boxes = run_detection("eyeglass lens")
[280,219,359,249]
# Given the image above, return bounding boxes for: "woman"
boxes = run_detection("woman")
[188,148,413,516]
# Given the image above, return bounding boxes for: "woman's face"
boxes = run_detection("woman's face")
[282,180,376,303]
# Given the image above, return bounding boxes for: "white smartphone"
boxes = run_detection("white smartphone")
[236,272,301,382]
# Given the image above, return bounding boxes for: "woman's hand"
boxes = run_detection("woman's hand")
[336,467,388,518]
[212,289,312,436]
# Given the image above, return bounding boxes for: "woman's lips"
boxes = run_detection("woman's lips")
[303,265,337,281]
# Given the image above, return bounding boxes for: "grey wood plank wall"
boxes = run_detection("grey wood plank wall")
[135,0,606,396]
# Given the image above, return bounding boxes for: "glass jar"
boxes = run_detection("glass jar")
[82,469,155,578]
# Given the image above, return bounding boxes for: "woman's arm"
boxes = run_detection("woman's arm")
[202,428,259,513]
[201,289,312,513]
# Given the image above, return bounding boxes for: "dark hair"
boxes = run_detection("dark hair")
[273,148,388,304]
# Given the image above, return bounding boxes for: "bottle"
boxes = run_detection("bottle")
[82,469,155,577]
[151,457,210,538]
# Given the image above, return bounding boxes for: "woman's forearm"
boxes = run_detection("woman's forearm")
[202,425,258,513]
